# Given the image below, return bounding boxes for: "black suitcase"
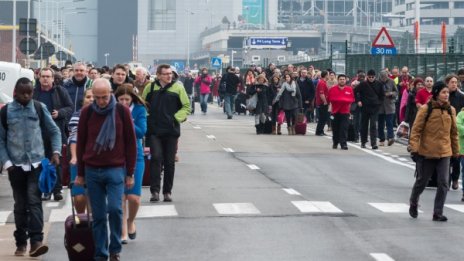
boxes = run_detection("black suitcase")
[347,119,356,142]
[235,93,247,115]
[64,185,94,261]
[262,119,273,134]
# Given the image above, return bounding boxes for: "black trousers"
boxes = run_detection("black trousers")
[450,157,461,182]
[361,110,379,146]
[316,104,329,134]
[8,166,44,246]
[149,135,178,194]
[332,113,349,146]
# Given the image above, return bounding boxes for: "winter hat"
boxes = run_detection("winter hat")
[432,81,447,100]
[367,69,376,76]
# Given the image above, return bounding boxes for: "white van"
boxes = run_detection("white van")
[0,62,35,101]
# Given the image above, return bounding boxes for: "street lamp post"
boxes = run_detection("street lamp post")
[185,9,194,69]
[231,50,237,67]
[104,53,109,66]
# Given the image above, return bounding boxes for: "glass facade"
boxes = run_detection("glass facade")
[148,0,176,30]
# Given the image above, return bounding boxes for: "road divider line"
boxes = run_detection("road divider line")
[45,202,60,208]
[283,188,302,196]
[0,211,11,225]
[398,158,408,162]
[292,201,343,213]
[247,164,260,170]
[213,203,261,215]
[368,203,423,213]
[370,253,395,261]
[193,126,202,129]
[223,148,235,153]
[445,204,464,213]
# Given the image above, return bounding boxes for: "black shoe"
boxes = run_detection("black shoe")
[227,116,233,119]
[53,193,63,201]
[372,145,378,150]
[163,193,172,202]
[432,214,448,222]
[341,146,348,150]
[409,204,418,218]
[110,253,121,261]
[121,239,128,245]
[150,192,159,202]
[332,144,338,149]
[461,194,464,202]
[128,231,137,240]
[29,242,48,257]
[315,133,326,136]
[361,143,366,148]
[41,193,51,201]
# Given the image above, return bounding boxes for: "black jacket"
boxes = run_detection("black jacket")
[246,84,273,114]
[220,72,240,95]
[356,80,385,113]
[33,83,73,144]
[297,77,315,109]
[182,77,195,95]
[449,90,464,112]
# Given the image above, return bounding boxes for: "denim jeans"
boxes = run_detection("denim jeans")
[150,135,178,194]
[8,166,44,247]
[224,94,235,117]
[85,167,125,259]
[200,93,209,113]
[377,113,395,142]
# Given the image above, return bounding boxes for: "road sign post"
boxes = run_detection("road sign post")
[211,57,222,69]
[371,27,397,69]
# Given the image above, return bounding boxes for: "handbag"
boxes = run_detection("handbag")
[277,110,286,125]
[246,93,258,111]
[395,121,410,140]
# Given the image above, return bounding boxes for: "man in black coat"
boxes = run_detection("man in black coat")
[355,69,385,149]
[220,66,240,119]
[297,68,316,122]
[447,74,464,190]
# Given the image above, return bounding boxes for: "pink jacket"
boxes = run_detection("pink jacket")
[194,75,212,95]
[399,88,409,122]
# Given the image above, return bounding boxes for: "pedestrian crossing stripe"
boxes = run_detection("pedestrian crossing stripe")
[213,203,261,215]
[445,204,464,213]
[0,211,11,225]
[137,205,178,217]
[368,203,423,213]
[292,201,343,213]
[370,253,396,261]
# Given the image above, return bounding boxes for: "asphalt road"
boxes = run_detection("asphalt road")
[1,103,463,261]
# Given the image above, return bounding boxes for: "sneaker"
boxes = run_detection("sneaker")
[14,245,27,256]
[29,242,48,257]
[387,139,395,146]
[409,204,418,218]
[53,193,63,201]
[432,214,448,222]
[41,193,51,201]
[150,192,159,202]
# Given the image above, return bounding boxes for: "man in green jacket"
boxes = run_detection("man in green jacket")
[142,64,190,202]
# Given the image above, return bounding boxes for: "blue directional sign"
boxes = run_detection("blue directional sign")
[211,57,222,68]
[249,37,288,49]
[171,61,185,72]
[371,47,397,55]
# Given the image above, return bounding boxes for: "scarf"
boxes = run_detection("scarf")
[281,81,296,96]
[92,95,117,154]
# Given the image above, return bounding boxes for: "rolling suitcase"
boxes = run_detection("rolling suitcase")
[64,185,94,261]
[262,118,273,134]
[235,93,247,115]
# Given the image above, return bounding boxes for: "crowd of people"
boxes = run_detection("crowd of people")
[1,60,464,260]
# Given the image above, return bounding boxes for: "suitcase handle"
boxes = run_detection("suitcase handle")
[69,183,91,229]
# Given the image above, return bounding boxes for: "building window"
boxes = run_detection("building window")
[421,2,449,9]
[455,17,464,24]
[455,1,464,8]
[148,0,176,30]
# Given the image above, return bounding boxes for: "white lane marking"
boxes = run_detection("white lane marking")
[137,205,178,217]
[368,203,423,213]
[283,188,302,196]
[247,164,260,170]
[223,148,235,153]
[206,135,216,140]
[445,204,464,213]
[49,208,71,222]
[193,126,202,129]
[292,201,343,213]
[0,211,12,225]
[390,155,399,158]
[213,203,261,215]
[397,158,409,162]
[45,202,60,208]
[382,152,391,155]
[370,253,395,261]
[307,126,415,170]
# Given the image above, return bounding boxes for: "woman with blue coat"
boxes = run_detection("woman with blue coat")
[114,83,147,244]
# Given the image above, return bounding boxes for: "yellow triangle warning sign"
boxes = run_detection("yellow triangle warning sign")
[372,27,395,48]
